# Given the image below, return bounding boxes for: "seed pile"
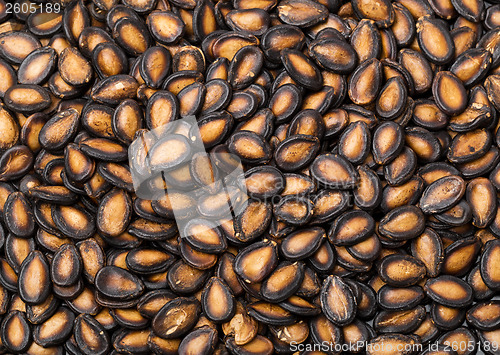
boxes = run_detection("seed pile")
[0,0,498,354]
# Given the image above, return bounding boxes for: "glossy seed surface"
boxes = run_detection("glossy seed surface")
[0,0,497,353]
